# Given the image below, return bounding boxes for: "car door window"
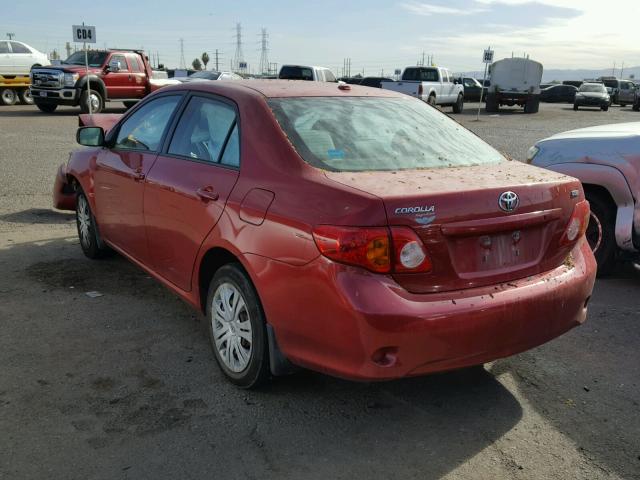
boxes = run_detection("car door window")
[0,42,10,54]
[219,124,239,167]
[111,54,129,71]
[168,96,237,164]
[115,95,181,151]
[10,42,31,54]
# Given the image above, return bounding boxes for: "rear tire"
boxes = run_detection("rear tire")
[452,94,464,113]
[573,103,579,111]
[80,89,104,114]
[76,191,110,259]
[427,94,436,107]
[524,97,540,114]
[633,102,640,112]
[19,89,33,105]
[485,93,498,112]
[601,105,609,111]
[206,264,270,388]
[35,102,57,113]
[0,88,17,105]
[585,192,617,276]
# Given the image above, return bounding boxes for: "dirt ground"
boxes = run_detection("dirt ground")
[1,102,638,480]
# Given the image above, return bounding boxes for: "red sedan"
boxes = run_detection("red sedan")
[53,80,596,388]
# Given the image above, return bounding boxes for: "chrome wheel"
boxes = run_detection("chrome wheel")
[586,211,603,254]
[77,194,92,249]
[211,282,252,373]
[87,92,100,112]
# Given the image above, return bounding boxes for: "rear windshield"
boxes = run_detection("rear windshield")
[279,66,313,81]
[402,68,439,82]
[580,84,606,93]
[268,97,504,172]
[63,51,108,67]
[189,71,221,80]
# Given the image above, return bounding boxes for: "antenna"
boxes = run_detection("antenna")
[233,23,245,73]
[179,38,186,69]
[258,28,269,75]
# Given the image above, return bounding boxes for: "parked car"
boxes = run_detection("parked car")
[278,65,337,82]
[454,77,484,102]
[358,76,393,88]
[529,122,640,274]
[485,57,543,113]
[53,80,595,388]
[540,84,578,103]
[0,40,49,75]
[177,70,242,83]
[382,66,465,112]
[573,83,610,111]
[598,77,636,106]
[562,80,583,89]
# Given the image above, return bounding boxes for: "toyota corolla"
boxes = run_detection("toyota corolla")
[53,80,596,388]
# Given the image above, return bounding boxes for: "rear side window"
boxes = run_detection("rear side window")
[324,70,336,82]
[268,97,504,172]
[127,54,144,72]
[0,42,9,54]
[115,96,181,151]
[10,42,31,54]
[279,66,314,81]
[168,96,237,165]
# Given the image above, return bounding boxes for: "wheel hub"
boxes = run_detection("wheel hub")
[211,282,252,373]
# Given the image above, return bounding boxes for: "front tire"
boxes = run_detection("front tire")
[585,192,617,276]
[573,103,579,111]
[80,89,104,114]
[485,93,498,112]
[0,88,17,106]
[76,191,110,259]
[452,94,464,113]
[206,264,270,388]
[601,105,609,111]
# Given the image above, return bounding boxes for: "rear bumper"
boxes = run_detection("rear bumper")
[52,163,76,211]
[575,98,608,107]
[253,240,596,381]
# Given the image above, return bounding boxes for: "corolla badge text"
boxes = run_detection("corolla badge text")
[395,205,435,215]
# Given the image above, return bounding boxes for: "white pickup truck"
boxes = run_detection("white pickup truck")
[381,66,464,112]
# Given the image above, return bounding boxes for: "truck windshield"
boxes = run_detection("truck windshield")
[268,97,504,172]
[402,68,439,82]
[63,51,108,67]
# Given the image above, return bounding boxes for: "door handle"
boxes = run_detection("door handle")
[196,186,219,201]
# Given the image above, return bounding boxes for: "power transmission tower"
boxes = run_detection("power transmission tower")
[233,23,245,73]
[6,33,15,40]
[179,38,186,69]
[258,28,269,75]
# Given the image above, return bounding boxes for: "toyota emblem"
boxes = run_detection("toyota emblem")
[498,191,519,212]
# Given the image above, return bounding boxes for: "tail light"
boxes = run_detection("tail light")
[560,200,590,246]
[418,84,424,96]
[312,225,431,273]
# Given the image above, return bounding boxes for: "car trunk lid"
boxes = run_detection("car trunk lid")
[324,162,582,293]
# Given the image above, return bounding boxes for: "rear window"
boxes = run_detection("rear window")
[279,66,313,81]
[268,97,504,172]
[402,68,439,82]
[580,84,606,93]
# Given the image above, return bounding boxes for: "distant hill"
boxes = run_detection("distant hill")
[461,66,640,82]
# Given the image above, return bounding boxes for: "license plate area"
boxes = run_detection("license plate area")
[447,227,544,275]
[39,91,47,97]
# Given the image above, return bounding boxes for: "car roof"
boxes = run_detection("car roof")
[162,79,406,99]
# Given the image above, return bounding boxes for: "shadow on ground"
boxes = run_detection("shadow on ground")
[0,208,74,225]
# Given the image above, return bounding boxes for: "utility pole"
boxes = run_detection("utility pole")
[6,33,15,40]
[258,28,269,75]
[612,62,616,77]
[214,49,221,71]
[620,62,625,78]
[65,42,72,58]
[233,23,245,73]
[179,38,186,69]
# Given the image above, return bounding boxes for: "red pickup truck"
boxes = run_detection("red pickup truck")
[29,49,177,114]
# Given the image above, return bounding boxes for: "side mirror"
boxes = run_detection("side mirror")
[107,60,121,72]
[77,126,105,147]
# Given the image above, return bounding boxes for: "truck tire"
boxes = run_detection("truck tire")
[633,102,640,112]
[585,191,617,276]
[19,89,33,105]
[601,105,609,112]
[0,88,17,106]
[524,96,540,114]
[427,94,436,107]
[35,102,57,113]
[452,94,464,113]
[485,93,498,113]
[80,89,104,114]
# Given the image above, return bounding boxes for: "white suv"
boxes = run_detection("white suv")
[278,65,336,82]
[0,41,49,75]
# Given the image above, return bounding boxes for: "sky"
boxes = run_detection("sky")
[4,0,638,76]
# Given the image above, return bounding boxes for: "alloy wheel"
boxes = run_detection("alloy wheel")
[77,195,92,249]
[211,282,253,373]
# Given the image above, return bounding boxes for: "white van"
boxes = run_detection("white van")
[0,41,49,75]
[278,65,337,82]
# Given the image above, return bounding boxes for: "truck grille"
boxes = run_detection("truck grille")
[32,69,63,89]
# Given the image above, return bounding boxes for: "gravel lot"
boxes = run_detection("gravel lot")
[1,101,639,480]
